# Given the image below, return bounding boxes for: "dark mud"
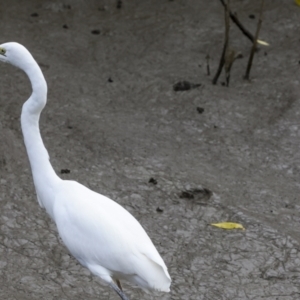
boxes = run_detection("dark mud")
[0,1,300,299]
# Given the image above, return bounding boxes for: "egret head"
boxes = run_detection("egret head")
[0,42,35,70]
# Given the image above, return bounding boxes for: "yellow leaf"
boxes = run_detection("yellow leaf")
[211,222,245,230]
[257,39,270,46]
[295,0,300,6]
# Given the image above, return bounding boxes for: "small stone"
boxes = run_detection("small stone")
[197,107,204,114]
[91,29,100,35]
[149,177,157,185]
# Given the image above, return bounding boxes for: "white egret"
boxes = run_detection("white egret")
[0,42,171,300]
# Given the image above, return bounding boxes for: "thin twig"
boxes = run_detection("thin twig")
[219,0,254,43]
[225,49,235,86]
[224,0,231,86]
[225,51,243,86]
[212,0,230,85]
[212,42,227,85]
[244,0,265,80]
[206,54,210,76]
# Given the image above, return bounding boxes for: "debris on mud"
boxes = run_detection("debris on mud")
[179,187,212,204]
[31,13,39,17]
[108,77,113,83]
[156,207,164,213]
[197,107,204,114]
[63,24,68,29]
[149,177,158,185]
[173,81,201,92]
[91,29,100,35]
[211,222,245,230]
[60,169,71,174]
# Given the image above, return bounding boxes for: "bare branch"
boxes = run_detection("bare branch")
[244,0,265,80]
[212,0,230,85]
[218,0,255,43]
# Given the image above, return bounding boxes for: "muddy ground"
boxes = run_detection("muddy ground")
[0,0,300,299]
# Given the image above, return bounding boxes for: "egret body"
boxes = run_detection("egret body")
[0,42,171,300]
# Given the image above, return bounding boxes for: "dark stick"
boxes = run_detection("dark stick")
[206,54,210,76]
[212,0,230,85]
[212,42,227,85]
[224,0,231,86]
[244,0,264,80]
[225,50,234,87]
[225,51,243,86]
[219,0,254,43]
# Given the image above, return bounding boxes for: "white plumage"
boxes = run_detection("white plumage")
[0,42,171,300]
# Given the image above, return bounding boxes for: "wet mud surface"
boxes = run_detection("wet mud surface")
[0,0,300,299]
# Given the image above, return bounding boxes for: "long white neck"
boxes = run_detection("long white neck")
[20,57,60,218]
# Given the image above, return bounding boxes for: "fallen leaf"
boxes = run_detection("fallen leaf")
[257,39,269,46]
[211,222,245,230]
[295,0,300,6]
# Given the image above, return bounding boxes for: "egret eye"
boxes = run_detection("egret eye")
[0,48,6,55]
